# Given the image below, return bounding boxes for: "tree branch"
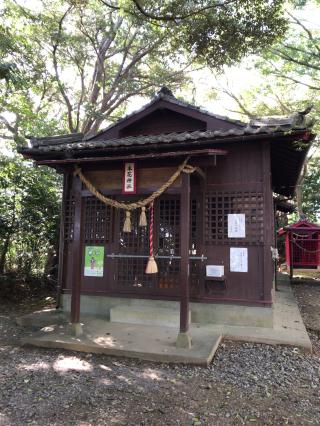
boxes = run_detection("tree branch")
[52,6,76,133]
[287,11,320,55]
[271,48,320,72]
[0,115,16,134]
[100,0,236,22]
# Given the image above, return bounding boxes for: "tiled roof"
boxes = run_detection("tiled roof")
[84,90,246,141]
[25,121,310,154]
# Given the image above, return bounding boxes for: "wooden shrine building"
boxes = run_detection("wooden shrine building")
[278,218,320,277]
[20,88,315,346]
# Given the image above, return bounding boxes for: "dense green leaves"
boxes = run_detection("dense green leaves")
[0,156,61,275]
[301,157,320,221]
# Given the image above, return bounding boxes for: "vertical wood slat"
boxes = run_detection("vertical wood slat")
[70,175,83,324]
[180,172,190,333]
[262,141,273,301]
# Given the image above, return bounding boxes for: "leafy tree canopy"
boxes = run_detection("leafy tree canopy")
[209,1,320,220]
[104,0,289,68]
[0,0,289,143]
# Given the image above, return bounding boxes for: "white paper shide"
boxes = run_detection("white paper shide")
[228,214,246,238]
[230,247,248,272]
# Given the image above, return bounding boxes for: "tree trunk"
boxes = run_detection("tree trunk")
[0,232,11,274]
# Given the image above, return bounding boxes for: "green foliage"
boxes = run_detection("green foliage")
[114,0,288,68]
[301,157,320,221]
[209,2,320,220]
[0,156,61,275]
[0,0,289,140]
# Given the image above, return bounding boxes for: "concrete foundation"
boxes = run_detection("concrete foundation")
[70,322,83,337]
[176,331,192,349]
[110,305,191,327]
[17,276,312,363]
[61,294,273,328]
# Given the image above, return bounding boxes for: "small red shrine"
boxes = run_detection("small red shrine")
[278,219,320,273]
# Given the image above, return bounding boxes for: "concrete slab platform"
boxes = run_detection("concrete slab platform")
[17,274,312,363]
[22,320,222,366]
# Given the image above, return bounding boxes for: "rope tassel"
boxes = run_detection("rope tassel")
[139,207,147,227]
[123,211,132,233]
[145,203,158,274]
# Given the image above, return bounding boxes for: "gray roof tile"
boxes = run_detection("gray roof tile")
[21,123,310,155]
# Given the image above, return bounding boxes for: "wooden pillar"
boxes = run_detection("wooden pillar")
[56,173,67,308]
[70,174,83,336]
[273,202,278,292]
[262,142,273,302]
[176,172,192,348]
[289,232,293,283]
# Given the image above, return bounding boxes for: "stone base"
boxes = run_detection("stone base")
[176,331,192,349]
[61,294,273,328]
[70,322,83,337]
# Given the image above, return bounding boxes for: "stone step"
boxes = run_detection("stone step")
[110,305,190,328]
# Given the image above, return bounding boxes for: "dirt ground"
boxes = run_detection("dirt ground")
[0,278,320,425]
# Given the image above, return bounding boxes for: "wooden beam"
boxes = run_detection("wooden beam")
[35,148,227,166]
[176,172,192,348]
[70,174,83,335]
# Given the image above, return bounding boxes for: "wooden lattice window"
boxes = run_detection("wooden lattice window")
[205,191,264,245]
[64,195,75,242]
[119,208,149,254]
[116,258,180,291]
[190,198,198,255]
[84,197,112,244]
[158,198,180,255]
[115,196,181,292]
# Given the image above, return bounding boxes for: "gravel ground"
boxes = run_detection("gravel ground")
[1,286,320,425]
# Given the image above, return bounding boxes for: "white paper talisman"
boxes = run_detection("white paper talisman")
[230,247,248,272]
[228,214,246,238]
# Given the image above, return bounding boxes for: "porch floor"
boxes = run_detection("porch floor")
[18,275,312,365]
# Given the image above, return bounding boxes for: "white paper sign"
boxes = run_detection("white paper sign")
[122,162,136,194]
[228,214,246,238]
[230,247,248,272]
[206,265,224,277]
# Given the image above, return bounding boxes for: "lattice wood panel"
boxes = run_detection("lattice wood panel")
[64,195,75,242]
[158,198,180,255]
[84,197,111,244]
[119,208,149,254]
[190,198,198,255]
[116,257,180,291]
[205,191,264,245]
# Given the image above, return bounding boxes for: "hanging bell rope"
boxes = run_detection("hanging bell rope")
[145,202,158,274]
[73,157,196,232]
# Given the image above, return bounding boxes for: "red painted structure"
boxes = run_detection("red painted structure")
[278,220,320,269]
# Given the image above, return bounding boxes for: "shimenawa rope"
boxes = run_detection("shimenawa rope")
[74,157,196,232]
